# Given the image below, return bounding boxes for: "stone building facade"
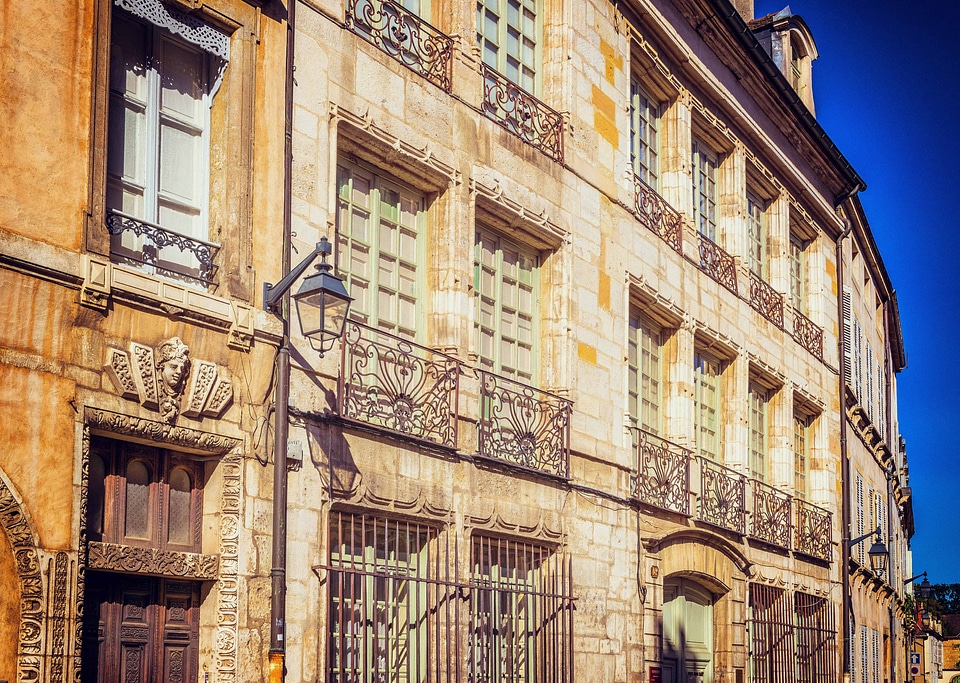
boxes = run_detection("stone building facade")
[0,0,915,682]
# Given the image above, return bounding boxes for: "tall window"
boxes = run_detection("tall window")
[108,10,211,260]
[749,382,770,482]
[694,351,721,459]
[475,227,539,383]
[855,472,865,565]
[692,139,718,240]
[746,193,767,277]
[790,234,807,310]
[337,159,424,340]
[630,79,659,188]
[469,535,573,682]
[477,0,539,92]
[795,592,837,683]
[628,309,663,435]
[793,412,811,500]
[327,512,449,682]
[87,437,203,553]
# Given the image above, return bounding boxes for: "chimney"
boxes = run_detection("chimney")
[731,0,754,21]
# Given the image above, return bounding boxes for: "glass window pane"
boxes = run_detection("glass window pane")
[124,460,151,540]
[167,468,193,546]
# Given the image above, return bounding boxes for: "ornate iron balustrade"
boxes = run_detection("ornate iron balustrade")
[481,65,564,163]
[478,371,571,477]
[794,498,832,561]
[698,457,746,534]
[750,480,792,549]
[633,175,683,254]
[793,309,824,361]
[345,0,453,92]
[339,322,460,448]
[697,233,738,295]
[106,209,220,286]
[631,428,691,515]
[748,272,784,329]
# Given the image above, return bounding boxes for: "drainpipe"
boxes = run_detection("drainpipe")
[882,300,899,683]
[837,207,854,682]
[270,1,297,681]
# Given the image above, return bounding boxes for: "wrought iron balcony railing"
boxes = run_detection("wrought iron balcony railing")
[477,371,571,477]
[748,272,785,329]
[697,233,738,295]
[793,309,824,361]
[794,498,832,561]
[106,209,220,286]
[345,0,453,92]
[633,175,683,254]
[750,479,792,549]
[481,64,564,163]
[339,322,460,448]
[631,428,691,515]
[698,457,746,534]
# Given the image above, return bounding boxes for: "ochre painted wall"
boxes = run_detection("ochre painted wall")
[0,516,20,681]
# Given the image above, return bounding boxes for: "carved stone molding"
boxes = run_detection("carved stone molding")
[0,468,44,683]
[85,407,241,455]
[105,338,234,424]
[87,542,219,580]
[47,551,70,683]
[215,453,242,682]
[464,505,563,543]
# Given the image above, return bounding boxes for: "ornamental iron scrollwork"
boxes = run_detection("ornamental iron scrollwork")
[481,64,564,163]
[750,479,792,549]
[339,322,460,448]
[633,175,683,254]
[106,209,220,287]
[345,0,453,92]
[478,371,571,477]
[793,309,824,361]
[631,427,691,515]
[795,498,832,561]
[748,272,785,329]
[698,233,738,295]
[698,457,746,534]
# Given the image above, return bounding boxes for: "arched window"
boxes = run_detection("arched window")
[124,459,152,540]
[167,467,194,546]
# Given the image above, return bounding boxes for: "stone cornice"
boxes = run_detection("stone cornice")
[84,406,241,455]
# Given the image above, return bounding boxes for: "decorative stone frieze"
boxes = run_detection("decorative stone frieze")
[84,407,241,454]
[86,542,219,580]
[104,338,233,424]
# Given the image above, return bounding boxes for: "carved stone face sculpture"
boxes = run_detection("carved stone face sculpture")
[156,337,191,423]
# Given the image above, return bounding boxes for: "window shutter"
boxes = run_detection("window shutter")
[856,473,865,564]
[842,285,853,387]
[866,341,874,421]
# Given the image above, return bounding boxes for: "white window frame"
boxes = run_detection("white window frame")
[476,0,542,94]
[748,381,769,482]
[336,158,426,341]
[694,350,721,460]
[630,79,660,189]
[628,308,663,435]
[790,233,807,310]
[474,226,540,384]
[793,412,811,500]
[746,193,767,278]
[692,138,719,240]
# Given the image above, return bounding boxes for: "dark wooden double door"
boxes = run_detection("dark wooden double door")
[82,572,200,683]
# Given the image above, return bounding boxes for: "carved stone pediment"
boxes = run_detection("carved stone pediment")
[87,541,219,580]
[104,337,233,424]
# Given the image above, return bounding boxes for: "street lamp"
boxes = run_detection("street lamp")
[850,525,888,575]
[263,235,351,682]
[264,237,352,355]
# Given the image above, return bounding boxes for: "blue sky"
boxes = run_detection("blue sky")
[752,0,960,582]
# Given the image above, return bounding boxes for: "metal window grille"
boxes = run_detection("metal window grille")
[749,584,795,683]
[468,536,574,683]
[795,592,837,683]
[325,511,460,682]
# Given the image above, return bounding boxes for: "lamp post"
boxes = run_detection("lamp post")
[263,236,351,682]
[849,525,889,575]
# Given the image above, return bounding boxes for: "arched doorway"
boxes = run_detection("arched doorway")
[662,577,715,683]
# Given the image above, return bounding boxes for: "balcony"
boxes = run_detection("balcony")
[698,457,746,534]
[345,0,453,92]
[633,176,683,254]
[477,371,572,478]
[481,65,564,163]
[697,233,738,295]
[106,209,220,287]
[339,322,460,448]
[794,498,832,561]
[750,479,792,549]
[793,309,824,361]
[748,272,784,329]
[630,428,691,515]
